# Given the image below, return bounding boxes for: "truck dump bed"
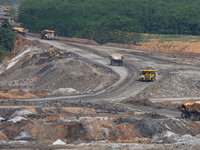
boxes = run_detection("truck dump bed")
[13,27,28,37]
[109,53,124,66]
[109,53,124,60]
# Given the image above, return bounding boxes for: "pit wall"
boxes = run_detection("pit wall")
[0,106,199,142]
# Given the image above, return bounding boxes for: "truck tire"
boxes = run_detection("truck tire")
[190,113,197,121]
[48,35,51,40]
[111,60,113,66]
[151,77,154,82]
[120,60,123,66]
[181,111,189,118]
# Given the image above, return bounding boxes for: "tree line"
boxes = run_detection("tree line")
[18,0,200,44]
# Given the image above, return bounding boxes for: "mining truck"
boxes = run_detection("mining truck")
[181,101,200,121]
[40,30,55,40]
[3,8,10,16]
[109,53,124,66]
[13,27,28,37]
[140,67,157,82]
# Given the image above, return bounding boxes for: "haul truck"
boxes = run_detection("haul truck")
[3,8,10,16]
[181,101,200,121]
[13,27,28,37]
[140,67,157,82]
[109,53,124,66]
[40,30,55,40]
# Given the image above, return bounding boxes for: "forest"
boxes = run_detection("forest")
[16,0,200,44]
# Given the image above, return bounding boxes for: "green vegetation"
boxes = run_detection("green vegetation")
[10,6,18,22]
[0,19,16,62]
[18,0,200,44]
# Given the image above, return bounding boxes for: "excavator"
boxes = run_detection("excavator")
[3,8,10,16]
[41,30,55,40]
[50,45,59,57]
[12,27,28,37]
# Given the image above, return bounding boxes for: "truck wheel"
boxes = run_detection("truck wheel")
[111,60,113,66]
[185,111,190,118]
[190,113,197,121]
[151,78,154,82]
[120,61,123,66]
[181,111,187,118]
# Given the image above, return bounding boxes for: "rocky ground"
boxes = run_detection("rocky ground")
[0,103,199,149]
[1,34,200,149]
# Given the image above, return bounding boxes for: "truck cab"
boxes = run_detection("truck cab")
[140,68,157,82]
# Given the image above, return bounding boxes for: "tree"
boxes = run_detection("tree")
[10,7,18,22]
[0,19,16,62]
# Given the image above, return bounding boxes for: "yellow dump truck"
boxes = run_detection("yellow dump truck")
[109,53,124,66]
[13,27,28,37]
[140,67,157,82]
[3,8,10,16]
[41,30,55,40]
[181,101,200,121]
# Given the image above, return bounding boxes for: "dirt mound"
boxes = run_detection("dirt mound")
[139,74,200,99]
[123,95,181,111]
[0,38,118,98]
[0,106,199,143]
